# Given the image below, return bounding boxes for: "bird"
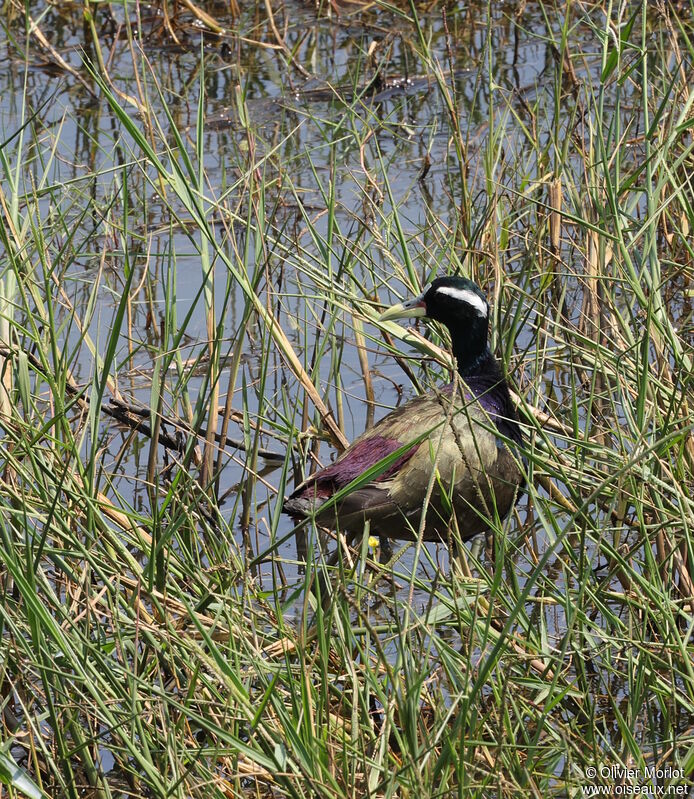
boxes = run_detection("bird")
[283,276,524,543]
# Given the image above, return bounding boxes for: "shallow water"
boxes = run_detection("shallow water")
[0,1,628,596]
[1,7,690,767]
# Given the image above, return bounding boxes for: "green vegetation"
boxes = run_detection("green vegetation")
[0,1,692,797]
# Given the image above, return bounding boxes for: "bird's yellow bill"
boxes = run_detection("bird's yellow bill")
[378,299,426,322]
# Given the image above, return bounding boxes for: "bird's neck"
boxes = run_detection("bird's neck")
[451,336,494,378]
[450,329,521,443]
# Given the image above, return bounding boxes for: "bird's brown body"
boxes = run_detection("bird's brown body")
[285,383,522,541]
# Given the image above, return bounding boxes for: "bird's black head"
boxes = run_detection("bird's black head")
[420,276,489,330]
[380,276,491,375]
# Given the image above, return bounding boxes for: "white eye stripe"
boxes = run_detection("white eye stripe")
[435,286,488,317]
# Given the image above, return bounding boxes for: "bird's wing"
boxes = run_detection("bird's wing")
[290,435,418,499]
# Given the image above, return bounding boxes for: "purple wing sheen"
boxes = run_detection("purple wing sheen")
[462,375,522,446]
[292,436,417,501]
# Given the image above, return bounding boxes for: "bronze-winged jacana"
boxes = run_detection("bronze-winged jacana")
[284,276,523,542]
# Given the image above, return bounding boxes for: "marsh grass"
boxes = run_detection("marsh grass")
[0,0,693,797]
